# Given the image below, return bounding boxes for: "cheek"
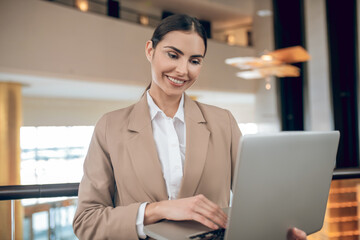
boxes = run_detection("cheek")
[189,66,202,79]
[152,56,175,74]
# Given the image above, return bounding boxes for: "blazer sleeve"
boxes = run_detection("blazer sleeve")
[73,114,141,240]
[226,110,242,187]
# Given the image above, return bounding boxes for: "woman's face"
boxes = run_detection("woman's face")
[145,30,205,97]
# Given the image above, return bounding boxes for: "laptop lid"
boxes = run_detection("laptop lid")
[225,131,339,240]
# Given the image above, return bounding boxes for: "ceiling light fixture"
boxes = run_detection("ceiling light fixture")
[139,15,149,26]
[257,9,272,17]
[226,34,236,45]
[76,0,89,12]
[225,46,311,90]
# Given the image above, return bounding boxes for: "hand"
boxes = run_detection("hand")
[144,194,227,230]
[287,227,307,240]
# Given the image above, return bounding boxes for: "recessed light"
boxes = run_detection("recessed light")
[257,10,272,17]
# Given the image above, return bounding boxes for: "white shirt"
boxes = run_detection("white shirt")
[136,91,186,238]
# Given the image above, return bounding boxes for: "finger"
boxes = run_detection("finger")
[192,212,220,230]
[194,195,227,228]
[194,203,227,228]
[287,228,307,240]
[197,195,228,222]
[287,228,296,240]
[294,228,307,240]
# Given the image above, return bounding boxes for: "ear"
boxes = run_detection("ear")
[145,40,154,62]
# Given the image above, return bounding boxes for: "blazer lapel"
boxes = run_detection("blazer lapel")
[127,95,168,202]
[178,95,210,198]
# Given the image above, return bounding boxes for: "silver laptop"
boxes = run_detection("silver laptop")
[144,131,340,240]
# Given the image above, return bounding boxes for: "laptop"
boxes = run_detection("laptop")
[144,131,340,240]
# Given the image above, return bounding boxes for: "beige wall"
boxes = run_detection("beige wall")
[22,96,137,126]
[22,94,256,126]
[0,0,257,93]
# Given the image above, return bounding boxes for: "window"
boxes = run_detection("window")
[20,126,94,185]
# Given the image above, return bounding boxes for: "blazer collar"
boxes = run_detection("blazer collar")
[128,94,151,132]
[127,94,168,201]
[184,94,206,123]
[179,94,210,198]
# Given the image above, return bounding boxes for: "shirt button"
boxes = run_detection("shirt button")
[175,166,180,170]
[171,143,177,147]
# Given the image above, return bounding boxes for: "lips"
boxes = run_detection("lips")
[167,76,186,86]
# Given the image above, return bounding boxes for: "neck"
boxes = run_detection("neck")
[149,86,182,118]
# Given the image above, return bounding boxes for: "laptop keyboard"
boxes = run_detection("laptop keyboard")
[188,228,225,240]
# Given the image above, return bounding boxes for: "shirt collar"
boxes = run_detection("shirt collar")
[146,90,185,122]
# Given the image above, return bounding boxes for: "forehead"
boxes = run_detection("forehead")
[159,31,205,55]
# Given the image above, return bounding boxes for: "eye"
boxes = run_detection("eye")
[167,52,178,59]
[190,59,201,65]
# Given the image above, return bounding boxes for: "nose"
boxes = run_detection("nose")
[175,59,188,76]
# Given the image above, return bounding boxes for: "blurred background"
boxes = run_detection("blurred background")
[0,0,359,239]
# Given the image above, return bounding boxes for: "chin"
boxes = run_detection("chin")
[166,89,184,97]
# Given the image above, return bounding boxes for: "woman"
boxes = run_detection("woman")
[73,14,307,240]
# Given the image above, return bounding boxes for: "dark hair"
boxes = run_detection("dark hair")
[144,14,208,93]
[151,14,207,55]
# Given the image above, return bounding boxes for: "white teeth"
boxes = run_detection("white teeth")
[168,76,185,85]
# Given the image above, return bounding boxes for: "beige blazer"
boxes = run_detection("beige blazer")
[73,94,241,240]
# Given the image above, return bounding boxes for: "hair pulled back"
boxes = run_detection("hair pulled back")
[151,14,208,56]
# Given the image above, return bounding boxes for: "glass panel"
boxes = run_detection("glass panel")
[0,197,78,240]
[22,197,78,240]
[309,178,360,240]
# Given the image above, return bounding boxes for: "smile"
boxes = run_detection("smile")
[167,76,185,85]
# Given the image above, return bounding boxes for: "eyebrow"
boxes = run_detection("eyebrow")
[164,46,204,58]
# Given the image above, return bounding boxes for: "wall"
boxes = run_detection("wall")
[22,93,256,126]
[0,0,257,93]
[22,96,136,126]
